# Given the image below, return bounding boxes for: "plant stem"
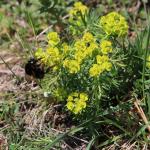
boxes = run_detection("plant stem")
[0,55,18,79]
[142,26,150,111]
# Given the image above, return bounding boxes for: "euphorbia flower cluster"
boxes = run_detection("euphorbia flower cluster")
[66,92,88,114]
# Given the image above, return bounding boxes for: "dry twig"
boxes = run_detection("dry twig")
[134,100,150,133]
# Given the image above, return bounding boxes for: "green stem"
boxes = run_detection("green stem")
[79,11,87,27]
[142,26,150,110]
[0,55,18,79]
[94,77,102,115]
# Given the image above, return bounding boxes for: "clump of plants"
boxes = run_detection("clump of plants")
[33,2,149,121]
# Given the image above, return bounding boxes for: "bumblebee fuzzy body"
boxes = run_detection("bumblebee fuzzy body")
[25,58,45,79]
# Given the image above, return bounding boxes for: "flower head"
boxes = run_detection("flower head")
[82,32,95,43]
[34,48,49,64]
[74,40,86,51]
[62,42,69,54]
[80,93,88,101]
[69,2,88,16]
[35,48,45,59]
[100,12,128,37]
[96,55,109,64]
[66,101,74,110]
[74,51,86,63]
[47,32,60,46]
[102,62,112,71]
[63,59,80,74]
[100,40,112,54]
[66,92,88,114]
[85,42,98,56]
[45,47,61,66]
[89,55,112,77]
[89,64,103,77]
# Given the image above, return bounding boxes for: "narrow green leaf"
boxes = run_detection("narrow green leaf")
[86,137,96,150]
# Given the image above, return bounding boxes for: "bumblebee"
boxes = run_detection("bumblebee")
[25,58,45,79]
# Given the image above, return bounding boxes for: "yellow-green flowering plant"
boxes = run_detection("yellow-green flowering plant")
[35,38,124,115]
[33,2,134,117]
